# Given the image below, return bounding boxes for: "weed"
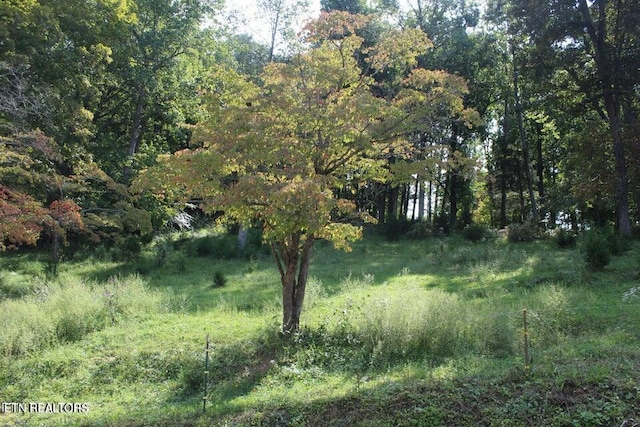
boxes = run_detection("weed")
[582,231,611,271]
[0,271,39,299]
[213,271,227,288]
[462,224,489,243]
[554,228,577,248]
[168,251,188,272]
[359,287,473,362]
[507,221,541,243]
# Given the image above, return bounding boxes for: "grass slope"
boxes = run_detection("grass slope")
[1,231,639,426]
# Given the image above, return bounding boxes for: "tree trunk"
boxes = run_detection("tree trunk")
[536,129,545,223]
[513,69,538,221]
[500,94,509,229]
[577,0,632,237]
[50,232,61,275]
[623,95,640,223]
[449,126,459,229]
[517,165,525,222]
[606,97,632,237]
[237,226,248,251]
[377,185,386,224]
[418,179,425,221]
[388,185,399,220]
[403,184,410,219]
[449,173,458,229]
[411,178,419,221]
[273,234,314,334]
[432,172,439,224]
[123,86,146,182]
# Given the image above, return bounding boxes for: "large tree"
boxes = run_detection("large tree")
[507,0,640,236]
[135,12,475,333]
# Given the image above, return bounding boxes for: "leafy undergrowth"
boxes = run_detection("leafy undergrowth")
[1,230,639,426]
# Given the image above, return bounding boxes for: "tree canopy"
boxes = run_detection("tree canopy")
[134,11,476,331]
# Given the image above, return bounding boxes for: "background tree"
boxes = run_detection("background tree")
[255,0,310,62]
[507,0,640,236]
[0,131,83,258]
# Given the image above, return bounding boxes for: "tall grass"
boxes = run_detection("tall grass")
[360,287,473,361]
[290,283,523,371]
[0,275,165,357]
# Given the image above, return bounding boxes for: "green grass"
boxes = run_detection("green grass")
[1,229,639,426]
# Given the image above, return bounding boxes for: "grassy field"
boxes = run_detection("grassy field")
[1,229,639,426]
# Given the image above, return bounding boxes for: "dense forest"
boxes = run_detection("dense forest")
[0,0,640,269]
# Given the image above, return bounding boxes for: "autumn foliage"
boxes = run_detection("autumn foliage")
[135,11,477,332]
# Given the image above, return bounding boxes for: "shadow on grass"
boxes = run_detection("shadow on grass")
[215,364,640,427]
[202,327,640,427]
[313,236,586,297]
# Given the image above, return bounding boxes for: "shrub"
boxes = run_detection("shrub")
[582,231,611,271]
[213,271,227,288]
[602,229,630,256]
[554,228,577,249]
[154,237,174,267]
[406,221,433,239]
[462,224,489,243]
[167,251,188,272]
[191,235,219,257]
[379,217,413,241]
[507,221,540,243]
[113,235,143,261]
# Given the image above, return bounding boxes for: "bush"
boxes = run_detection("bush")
[462,224,489,243]
[154,237,174,267]
[379,217,413,241]
[582,231,611,271]
[113,235,143,261]
[213,271,227,288]
[191,235,220,257]
[507,221,540,243]
[603,229,630,256]
[190,229,268,260]
[554,228,577,249]
[167,252,188,272]
[406,221,433,239]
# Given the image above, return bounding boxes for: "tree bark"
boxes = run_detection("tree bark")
[388,185,399,220]
[123,86,146,182]
[449,126,460,229]
[577,0,632,237]
[623,95,640,223]
[513,69,538,221]
[536,129,545,212]
[605,95,632,236]
[418,179,425,221]
[276,234,314,334]
[500,94,509,228]
[377,184,386,224]
[411,178,419,221]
